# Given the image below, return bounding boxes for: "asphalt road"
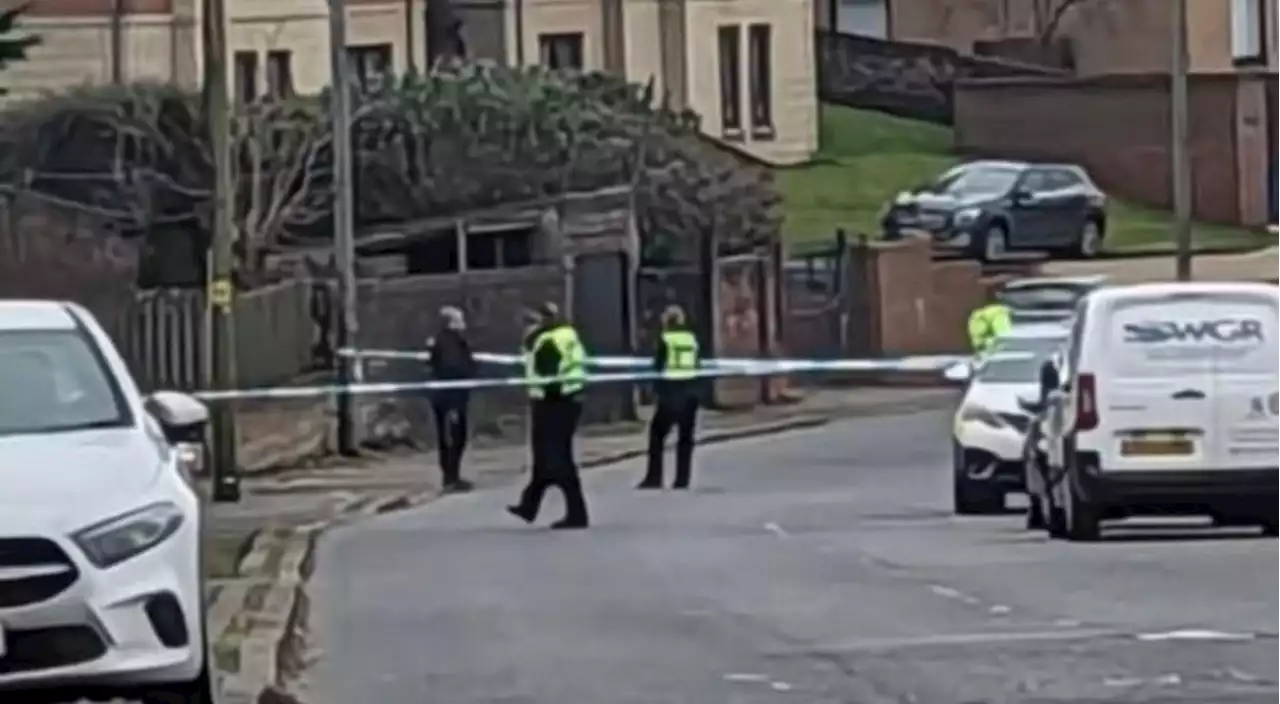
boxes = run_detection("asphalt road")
[311,409,1278,704]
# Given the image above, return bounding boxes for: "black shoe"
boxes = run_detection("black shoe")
[672,483,691,490]
[506,505,535,524]
[443,479,474,494]
[635,481,662,490]
[550,518,589,530]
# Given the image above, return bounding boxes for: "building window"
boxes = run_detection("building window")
[1231,0,1267,64]
[347,44,394,93]
[233,51,258,105]
[539,32,584,70]
[266,50,294,99]
[748,23,774,138]
[717,25,742,138]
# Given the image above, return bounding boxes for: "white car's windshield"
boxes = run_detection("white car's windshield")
[978,336,1064,383]
[0,329,131,436]
[933,166,1021,198]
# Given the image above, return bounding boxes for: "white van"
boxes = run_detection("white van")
[1036,282,1279,541]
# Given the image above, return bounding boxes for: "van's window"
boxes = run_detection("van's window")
[1105,293,1278,377]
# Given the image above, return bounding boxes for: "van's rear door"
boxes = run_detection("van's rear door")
[1100,291,1276,472]
[1211,295,1279,470]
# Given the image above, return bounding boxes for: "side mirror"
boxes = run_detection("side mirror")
[146,391,209,444]
[1038,360,1060,394]
[943,362,973,383]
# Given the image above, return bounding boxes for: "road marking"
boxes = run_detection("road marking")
[803,627,1121,654]
[928,584,981,605]
[1054,619,1081,627]
[1136,629,1256,642]
[770,681,793,691]
[723,673,769,683]
[764,522,789,538]
[988,604,1011,615]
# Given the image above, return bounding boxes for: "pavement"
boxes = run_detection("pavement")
[201,386,958,702]
[1043,246,1278,283]
[307,408,1278,704]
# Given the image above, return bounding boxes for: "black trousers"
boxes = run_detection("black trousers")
[642,395,699,488]
[431,397,469,485]
[516,397,589,524]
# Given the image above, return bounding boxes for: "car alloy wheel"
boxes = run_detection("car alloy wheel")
[1076,221,1102,258]
[983,224,1007,262]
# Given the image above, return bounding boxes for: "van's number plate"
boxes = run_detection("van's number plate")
[1121,437,1194,456]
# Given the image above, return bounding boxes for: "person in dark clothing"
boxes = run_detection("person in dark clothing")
[638,305,701,490]
[426,306,477,493]
[507,302,591,529]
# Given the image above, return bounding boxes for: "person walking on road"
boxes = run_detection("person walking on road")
[426,306,477,494]
[507,303,591,529]
[967,290,1012,355]
[638,305,701,490]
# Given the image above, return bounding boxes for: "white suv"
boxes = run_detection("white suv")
[0,301,212,703]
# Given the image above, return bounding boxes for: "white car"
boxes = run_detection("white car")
[0,301,212,703]
[1036,282,1280,541]
[950,324,1069,515]
[999,275,1105,326]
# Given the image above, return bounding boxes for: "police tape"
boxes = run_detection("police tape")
[187,348,1033,402]
[336,347,995,371]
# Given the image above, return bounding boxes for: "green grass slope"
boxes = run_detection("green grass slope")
[777,105,1265,254]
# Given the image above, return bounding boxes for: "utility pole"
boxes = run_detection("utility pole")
[202,0,240,502]
[327,0,361,455]
[1170,0,1193,281]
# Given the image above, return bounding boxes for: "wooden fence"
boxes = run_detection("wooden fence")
[105,278,317,392]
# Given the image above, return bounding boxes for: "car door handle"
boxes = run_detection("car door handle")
[1172,389,1206,400]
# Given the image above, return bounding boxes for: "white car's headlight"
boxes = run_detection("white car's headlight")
[959,405,1005,429]
[953,207,982,225]
[73,502,185,569]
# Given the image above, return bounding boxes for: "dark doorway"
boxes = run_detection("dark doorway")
[572,252,635,423]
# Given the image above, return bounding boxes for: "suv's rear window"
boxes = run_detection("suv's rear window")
[1105,293,1278,377]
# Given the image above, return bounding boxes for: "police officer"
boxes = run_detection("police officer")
[638,305,701,490]
[968,290,1013,355]
[425,306,476,493]
[507,303,591,529]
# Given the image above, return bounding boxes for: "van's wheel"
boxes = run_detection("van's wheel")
[954,477,1003,515]
[1025,496,1046,530]
[1063,477,1102,542]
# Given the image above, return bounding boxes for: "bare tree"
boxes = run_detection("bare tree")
[230,100,334,268]
[1029,0,1094,45]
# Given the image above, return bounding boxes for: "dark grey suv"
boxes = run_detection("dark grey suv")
[881,160,1108,261]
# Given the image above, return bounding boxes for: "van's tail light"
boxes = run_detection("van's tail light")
[1076,372,1099,431]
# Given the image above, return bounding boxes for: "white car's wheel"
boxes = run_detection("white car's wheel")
[1062,474,1101,542]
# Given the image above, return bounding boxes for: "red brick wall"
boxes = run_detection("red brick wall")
[953,73,1273,226]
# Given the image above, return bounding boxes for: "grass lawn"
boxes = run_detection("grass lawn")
[778,105,1268,254]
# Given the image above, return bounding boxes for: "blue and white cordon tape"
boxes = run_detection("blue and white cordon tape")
[186,347,1030,402]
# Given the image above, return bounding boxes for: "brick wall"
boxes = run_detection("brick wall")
[954,72,1277,227]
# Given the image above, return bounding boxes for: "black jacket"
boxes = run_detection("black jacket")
[427,328,476,405]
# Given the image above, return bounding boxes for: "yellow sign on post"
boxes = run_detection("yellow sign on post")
[209,278,233,309]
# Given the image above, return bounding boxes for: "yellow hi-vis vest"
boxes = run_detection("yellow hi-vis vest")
[525,324,587,399]
[661,329,699,380]
[968,303,1012,353]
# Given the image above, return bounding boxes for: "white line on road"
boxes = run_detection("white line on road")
[723,673,770,683]
[988,604,1011,615]
[1135,629,1256,642]
[770,681,793,691]
[800,627,1122,654]
[764,522,789,538]
[928,584,981,605]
